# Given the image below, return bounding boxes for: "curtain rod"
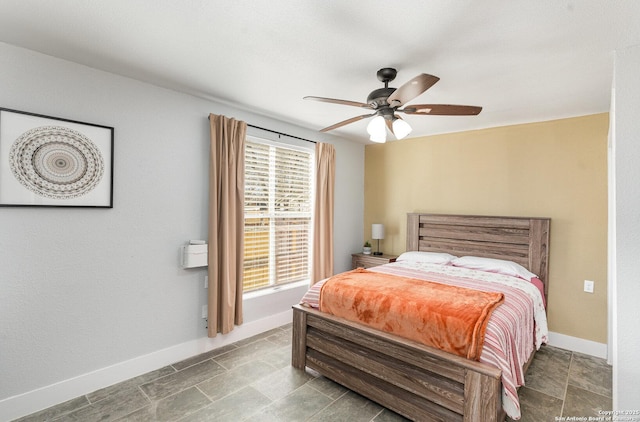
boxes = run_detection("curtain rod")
[207,115,316,144]
[247,124,317,144]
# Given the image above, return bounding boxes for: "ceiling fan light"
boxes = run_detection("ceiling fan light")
[366,115,386,137]
[369,133,387,143]
[392,118,412,140]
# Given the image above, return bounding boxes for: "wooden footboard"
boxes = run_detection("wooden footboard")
[292,305,503,422]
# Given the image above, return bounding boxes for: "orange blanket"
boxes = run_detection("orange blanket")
[319,268,504,360]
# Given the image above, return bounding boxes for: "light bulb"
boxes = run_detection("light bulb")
[392,118,412,140]
[369,133,386,143]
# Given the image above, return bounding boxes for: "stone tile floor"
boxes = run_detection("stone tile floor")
[15,324,612,421]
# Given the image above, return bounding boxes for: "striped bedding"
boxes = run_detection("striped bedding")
[300,260,548,420]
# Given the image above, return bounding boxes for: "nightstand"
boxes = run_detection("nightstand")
[351,253,398,269]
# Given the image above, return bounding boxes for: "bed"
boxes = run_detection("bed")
[292,213,550,422]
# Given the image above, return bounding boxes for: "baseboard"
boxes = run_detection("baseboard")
[0,309,293,422]
[547,331,608,359]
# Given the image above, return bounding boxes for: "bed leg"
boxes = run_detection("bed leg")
[463,370,501,422]
[291,307,307,369]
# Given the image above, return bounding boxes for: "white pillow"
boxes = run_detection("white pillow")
[395,251,457,265]
[452,256,537,281]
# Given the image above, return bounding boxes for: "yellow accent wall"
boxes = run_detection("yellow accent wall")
[364,113,609,343]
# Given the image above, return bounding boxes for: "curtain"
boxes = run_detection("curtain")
[207,114,246,337]
[311,142,336,285]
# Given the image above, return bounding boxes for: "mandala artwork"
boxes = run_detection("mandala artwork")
[8,125,105,200]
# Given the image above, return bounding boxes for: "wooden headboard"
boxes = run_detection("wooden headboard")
[406,213,551,298]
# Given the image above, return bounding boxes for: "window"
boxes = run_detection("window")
[243,137,313,293]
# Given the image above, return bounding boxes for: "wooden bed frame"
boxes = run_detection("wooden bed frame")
[292,213,550,422]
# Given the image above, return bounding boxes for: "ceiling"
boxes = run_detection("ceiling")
[1,1,639,143]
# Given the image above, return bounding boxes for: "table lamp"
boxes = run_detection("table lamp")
[372,224,385,256]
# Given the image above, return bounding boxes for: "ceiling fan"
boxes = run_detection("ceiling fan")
[304,68,482,142]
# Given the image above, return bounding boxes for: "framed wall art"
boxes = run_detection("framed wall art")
[0,108,114,208]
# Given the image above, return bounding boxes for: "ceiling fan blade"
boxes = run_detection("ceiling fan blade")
[387,74,440,107]
[386,118,394,135]
[304,96,372,109]
[319,113,376,132]
[400,104,482,116]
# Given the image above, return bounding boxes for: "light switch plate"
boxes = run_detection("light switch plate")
[584,280,595,293]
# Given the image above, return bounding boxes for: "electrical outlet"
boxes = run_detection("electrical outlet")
[201,305,208,318]
[204,276,208,289]
[584,280,595,293]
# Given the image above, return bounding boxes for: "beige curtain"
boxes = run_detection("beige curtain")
[207,114,246,337]
[311,142,336,285]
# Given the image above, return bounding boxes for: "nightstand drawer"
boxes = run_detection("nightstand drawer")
[351,253,397,269]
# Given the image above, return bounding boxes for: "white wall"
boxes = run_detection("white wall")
[612,44,640,409]
[0,42,364,419]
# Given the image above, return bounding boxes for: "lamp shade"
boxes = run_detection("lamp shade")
[371,224,385,240]
[369,133,387,143]
[366,115,386,136]
[392,118,412,140]
[367,116,387,143]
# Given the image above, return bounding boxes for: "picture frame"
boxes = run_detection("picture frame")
[0,108,114,208]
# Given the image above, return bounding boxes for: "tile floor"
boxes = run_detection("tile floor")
[14,324,612,422]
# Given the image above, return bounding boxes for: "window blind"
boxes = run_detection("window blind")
[243,139,313,292]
